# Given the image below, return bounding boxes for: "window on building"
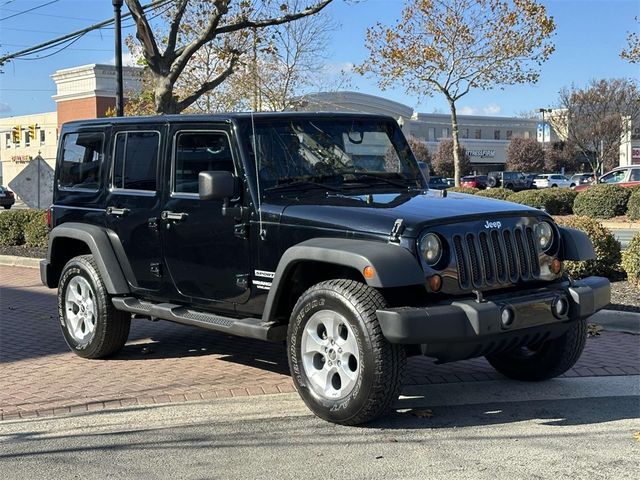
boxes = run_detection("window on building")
[474,129,482,139]
[524,131,530,139]
[442,128,449,138]
[4,133,10,148]
[174,131,234,194]
[506,130,513,140]
[461,128,469,139]
[24,131,30,146]
[58,132,104,190]
[40,129,46,145]
[494,130,501,140]
[112,131,160,191]
[428,127,436,142]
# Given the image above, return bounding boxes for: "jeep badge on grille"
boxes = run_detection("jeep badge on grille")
[484,220,502,229]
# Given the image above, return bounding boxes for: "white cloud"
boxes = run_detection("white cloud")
[458,103,502,116]
[108,52,138,67]
[0,102,11,113]
[322,62,354,75]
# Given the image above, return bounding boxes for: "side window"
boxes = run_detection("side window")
[601,170,626,184]
[112,131,160,192]
[629,169,640,182]
[58,132,104,190]
[174,131,234,194]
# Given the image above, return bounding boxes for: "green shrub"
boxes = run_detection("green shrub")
[573,184,631,219]
[627,189,640,221]
[24,211,49,248]
[506,189,573,215]
[447,186,479,195]
[555,216,621,278]
[0,210,48,247]
[622,233,640,289]
[476,188,513,200]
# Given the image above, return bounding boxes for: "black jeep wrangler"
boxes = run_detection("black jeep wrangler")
[487,171,535,191]
[41,113,609,425]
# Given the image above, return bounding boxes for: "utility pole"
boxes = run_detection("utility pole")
[113,0,125,117]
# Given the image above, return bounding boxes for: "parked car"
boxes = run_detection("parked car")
[0,186,15,209]
[428,175,449,190]
[40,112,609,425]
[574,166,640,192]
[487,171,534,191]
[533,174,575,189]
[460,175,488,189]
[569,173,595,188]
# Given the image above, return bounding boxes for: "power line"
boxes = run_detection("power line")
[0,0,60,22]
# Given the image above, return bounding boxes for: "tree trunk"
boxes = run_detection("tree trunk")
[447,97,462,187]
[153,73,179,114]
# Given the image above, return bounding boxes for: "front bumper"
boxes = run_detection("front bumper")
[376,276,610,350]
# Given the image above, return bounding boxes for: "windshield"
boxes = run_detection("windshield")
[241,118,424,194]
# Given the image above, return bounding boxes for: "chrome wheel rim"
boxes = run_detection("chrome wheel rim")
[301,310,360,400]
[64,276,97,343]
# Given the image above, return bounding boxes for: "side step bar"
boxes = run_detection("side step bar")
[112,297,286,342]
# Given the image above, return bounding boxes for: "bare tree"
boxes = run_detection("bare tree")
[432,139,469,178]
[543,142,580,174]
[406,136,431,164]
[124,0,335,114]
[621,16,640,64]
[505,137,544,172]
[356,0,555,186]
[555,79,640,174]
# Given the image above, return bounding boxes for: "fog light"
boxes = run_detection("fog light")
[553,297,569,317]
[501,307,515,328]
[429,274,442,292]
[550,258,562,274]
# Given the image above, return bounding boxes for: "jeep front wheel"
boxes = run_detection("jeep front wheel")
[486,317,587,381]
[58,254,131,359]
[287,280,406,425]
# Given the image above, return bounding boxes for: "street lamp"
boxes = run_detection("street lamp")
[113,0,124,117]
[538,108,552,149]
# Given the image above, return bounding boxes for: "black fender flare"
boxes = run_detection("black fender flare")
[559,227,596,261]
[47,223,130,294]
[262,238,425,322]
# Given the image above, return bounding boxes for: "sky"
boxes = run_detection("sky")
[0,0,638,118]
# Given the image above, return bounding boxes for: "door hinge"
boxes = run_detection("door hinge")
[150,262,162,278]
[148,217,159,230]
[236,274,249,289]
[389,218,405,243]
[234,223,248,239]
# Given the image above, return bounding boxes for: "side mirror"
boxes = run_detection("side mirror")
[199,171,237,200]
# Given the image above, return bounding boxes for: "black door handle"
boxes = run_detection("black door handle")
[107,206,129,217]
[161,211,188,222]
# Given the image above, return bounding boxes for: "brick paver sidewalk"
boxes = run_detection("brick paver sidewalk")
[1,265,638,420]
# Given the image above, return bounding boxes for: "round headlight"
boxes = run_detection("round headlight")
[420,233,443,266]
[535,221,554,252]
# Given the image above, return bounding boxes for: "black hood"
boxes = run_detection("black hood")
[275,190,544,238]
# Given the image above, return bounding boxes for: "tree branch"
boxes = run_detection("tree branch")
[124,0,161,68]
[165,0,190,58]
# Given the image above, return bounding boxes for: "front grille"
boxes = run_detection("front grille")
[453,226,540,289]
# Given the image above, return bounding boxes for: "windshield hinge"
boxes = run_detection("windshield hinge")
[389,218,405,243]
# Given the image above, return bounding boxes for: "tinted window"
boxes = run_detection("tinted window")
[601,170,626,184]
[58,132,103,190]
[112,131,160,191]
[630,169,640,182]
[175,132,234,194]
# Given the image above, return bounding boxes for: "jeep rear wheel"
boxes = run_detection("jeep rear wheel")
[58,255,130,359]
[486,317,587,381]
[287,280,406,425]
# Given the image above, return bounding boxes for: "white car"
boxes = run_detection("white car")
[533,174,575,189]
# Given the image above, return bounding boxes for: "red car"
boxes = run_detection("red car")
[574,166,640,192]
[0,186,15,209]
[460,175,488,189]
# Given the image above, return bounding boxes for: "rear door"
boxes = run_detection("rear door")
[105,125,164,292]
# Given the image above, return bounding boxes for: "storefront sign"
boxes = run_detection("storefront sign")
[466,149,496,159]
[632,146,640,165]
[11,155,32,164]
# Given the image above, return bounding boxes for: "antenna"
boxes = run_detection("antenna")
[251,112,266,240]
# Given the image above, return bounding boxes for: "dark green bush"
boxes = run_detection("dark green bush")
[476,187,513,200]
[0,210,48,247]
[541,188,578,215]
[573,184,631,219]
[555,216,621,278]
[446,186,479,195]
[24,211,49,248]
[622,233,640,289]
[627,189,640,221]
[506,189,573,215]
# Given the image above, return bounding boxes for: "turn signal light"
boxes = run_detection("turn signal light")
[429,274,442,292]
[363,266,375,279]
[550,258,562,275]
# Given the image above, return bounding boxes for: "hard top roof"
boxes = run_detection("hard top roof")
[60,111,396,129]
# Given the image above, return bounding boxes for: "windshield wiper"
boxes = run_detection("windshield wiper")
[264,178,342,193]
[342,172,416,189]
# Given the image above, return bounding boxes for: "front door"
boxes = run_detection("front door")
[161,126,250,306]
[105,126,164,292]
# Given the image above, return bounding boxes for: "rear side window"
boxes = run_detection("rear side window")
[630,169,640,182]
[174,132,234,194]
[112,131,160,192]
[58,132,104,190]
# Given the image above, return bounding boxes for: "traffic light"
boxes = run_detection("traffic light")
[28,124,37,140]
[11,125,21,143]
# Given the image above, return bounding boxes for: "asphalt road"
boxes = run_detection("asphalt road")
[1,376,638,480]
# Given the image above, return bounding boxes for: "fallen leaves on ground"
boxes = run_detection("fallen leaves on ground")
[587,323,603,337]
[634,431,640,442]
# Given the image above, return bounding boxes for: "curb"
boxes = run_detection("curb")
[590,310,640,335]
[0,254,43,269]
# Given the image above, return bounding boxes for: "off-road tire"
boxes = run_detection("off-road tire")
[287,279,406,425]
[58,254,130,359]
[486,317,587,381]
[3,205,10,210]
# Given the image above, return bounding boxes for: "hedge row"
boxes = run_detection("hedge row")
[0,210,49,248]
[450,184,639,219]
[622,233,640,289]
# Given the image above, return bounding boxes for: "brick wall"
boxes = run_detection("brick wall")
[57,96,116,129]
